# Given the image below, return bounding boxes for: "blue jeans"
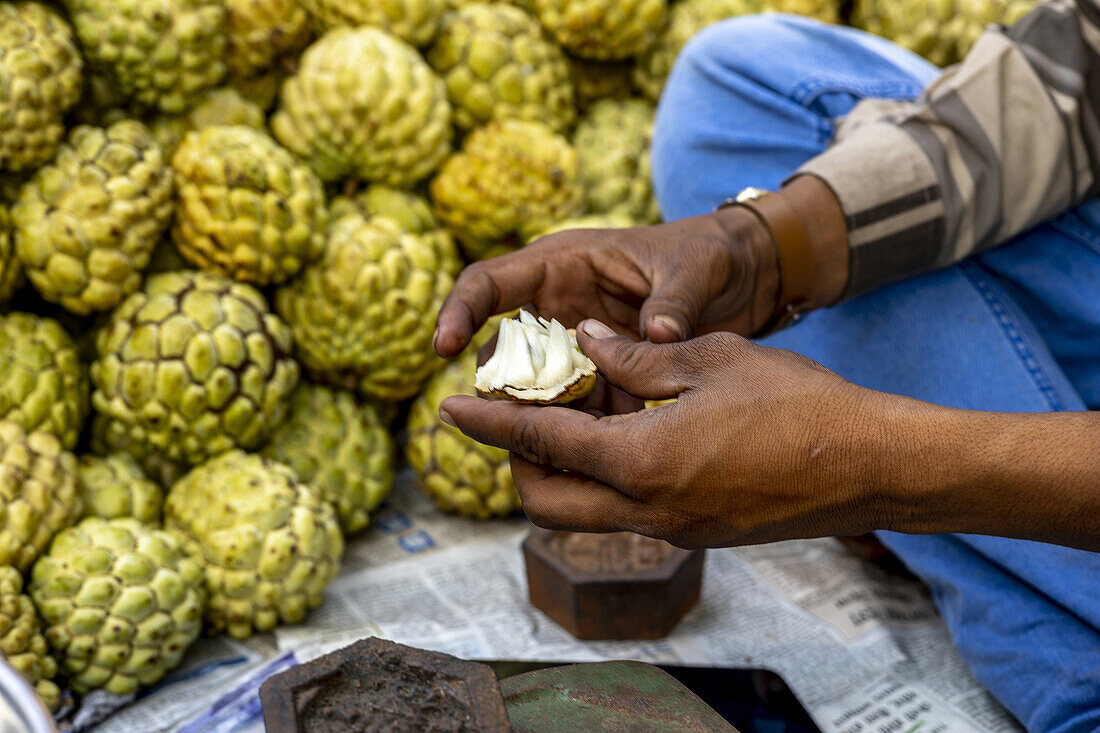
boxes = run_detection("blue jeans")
[652,15,1100,732]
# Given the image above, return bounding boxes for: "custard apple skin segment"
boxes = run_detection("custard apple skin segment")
[13,121,175,316]
[534,0,668,60]
[853,0,1035,67]
[29,517,205,694]
[225,0,312,78]
[271,27,453,186]
[171,125,328,286]
[78,453,164,525]
[0,421,81,573]
[61,0,226,114]
[261,383,394,535]
[0,566,60,710]
[0,3,83,173]
[430,120,583,261]
[276,215,460,402]
[427,4,575,133]
[574,98,660,224]
[165,451,344,639]
[301,0,445,47]
[407,349,520,519]
[633,0,761,101]
[0,312,87,449]
[0,205,23,303]
[91,270,300,470]
[151,87,267,156]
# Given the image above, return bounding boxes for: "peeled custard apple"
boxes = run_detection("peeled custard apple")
[78,454,163,524]
[0,312,87,449]
[0,566,59,710]
[568,57,634,111]
[407,349,520,518]
[302,0,445,47]
[91,270,300,475]
[151,87,266,156]
[0,205,23,303]
[276,214,460,402]
[225,0,312,77]
[13,121,174,316]
[62,0,226,113]
[272,27,453,185]
[427,4,575,133]
[430,120,583,260]
[0,421,81,572]
[534,0,667,60]
[853,0,1035,67]
[633,0,760,101]
[574,98,660,224]
[165,450,344,639]
[475,311,597,404]
[0,2,83,172]
[30,517,204,694]
[262,383,394,535]
[172,125,327,286]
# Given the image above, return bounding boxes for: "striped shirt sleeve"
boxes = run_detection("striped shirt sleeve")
[797,0,1100,298]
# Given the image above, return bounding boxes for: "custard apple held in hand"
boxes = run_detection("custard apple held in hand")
[91,270,300,474]
[30,517,204,694]
[272,27,453,185]
[301,0,445,47]
[78,454,163,525]
[574,98,660,224]
[633,0,761,102]
[165,451,343,639]
[171,125,327,286]
[13,121,175,316]
[407,349,520,519]
[276,214,460,402]
[0,567,59,711]
[427,4,575,133]
[261,383,394,535]
[62,0,226,113]
[0,421,81,573]
[527,212,635,242]
[0,312,87,449]
[534,0,668,60]
[430,120,583,261]
[0,2,83,173]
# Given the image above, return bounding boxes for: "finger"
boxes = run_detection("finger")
[638,266,711,344]
[439,395,637,487]
[510,456,641,534]
[435,256,547,357]
[575,320,693,399]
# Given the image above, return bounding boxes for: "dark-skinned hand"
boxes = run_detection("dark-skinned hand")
[440,320,888,549]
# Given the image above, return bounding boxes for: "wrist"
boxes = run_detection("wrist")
[710,204,779,334]
[777,175,848,307]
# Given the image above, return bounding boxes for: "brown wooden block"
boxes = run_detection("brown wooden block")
[258,637,511,732]
[522,528,705,640]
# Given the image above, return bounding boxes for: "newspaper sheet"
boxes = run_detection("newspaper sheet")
[83,471,1022,732]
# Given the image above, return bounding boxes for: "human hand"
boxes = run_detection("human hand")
[434,206,779,358]
[440,319,889,548]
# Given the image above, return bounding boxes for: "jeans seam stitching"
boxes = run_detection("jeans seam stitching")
[788,77,925,106]
[958,261,1067,412]
[1049,213,1100,255]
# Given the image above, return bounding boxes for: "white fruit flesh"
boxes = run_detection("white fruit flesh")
[475,311,597,404]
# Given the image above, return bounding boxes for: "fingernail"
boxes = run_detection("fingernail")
[432,326,440,351]
[648,314,683,339]
[580,319,616,339]
[439,408,457,428]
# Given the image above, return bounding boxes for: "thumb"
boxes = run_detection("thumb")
[576,319,692,400]
[639,270,708,344]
